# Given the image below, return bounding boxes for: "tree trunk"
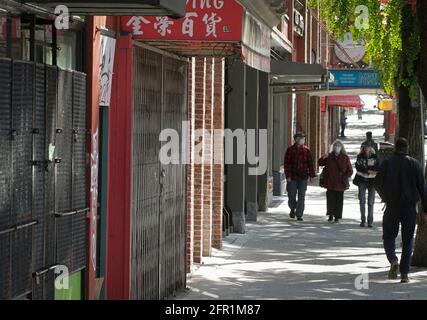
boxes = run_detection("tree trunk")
[417,0,427,100]
[399,2,427,267]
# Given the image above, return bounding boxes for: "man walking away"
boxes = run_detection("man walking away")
[362,131,379,153]
[358,107,363,120]
[284,133,316,222]
[375,138,427,283]
[340,109,347,138]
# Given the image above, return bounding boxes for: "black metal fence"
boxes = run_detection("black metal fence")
[0,58,88,300]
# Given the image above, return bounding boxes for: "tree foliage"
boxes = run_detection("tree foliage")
[308,0,420,97]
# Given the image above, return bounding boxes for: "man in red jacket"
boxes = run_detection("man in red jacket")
[284,133,316,221]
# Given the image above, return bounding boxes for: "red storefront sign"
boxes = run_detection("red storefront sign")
[121,0,243,42]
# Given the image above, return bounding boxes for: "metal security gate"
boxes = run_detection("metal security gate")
[131,44,187,300]
[0,58,88,300]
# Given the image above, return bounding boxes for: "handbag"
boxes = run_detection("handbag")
[332,156,351,190]
[319,167,326,188]
[353,174,362,187]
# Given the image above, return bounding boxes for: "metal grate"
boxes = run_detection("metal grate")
[12,61,34,225]
[0,59,12,300]
[33,64,47,274]
[160,57,187,299]
[0,59,11,231]
[11,228,33,298]
[10,61,34,299]
[131,46,187,300]
[0,234,11,300]
[55,70,74,271]
[71,72,87,271]
[132,46,162,300]
[0,60,87,300]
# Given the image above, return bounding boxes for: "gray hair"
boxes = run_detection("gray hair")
[330,139,347,155]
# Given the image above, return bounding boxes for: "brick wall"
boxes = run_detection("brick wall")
[202,58,213,257]
[186,56,225,270]
[212,58,225,250]
[193,57,206,264]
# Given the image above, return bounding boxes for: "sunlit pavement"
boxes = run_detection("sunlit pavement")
[177,109,427,300]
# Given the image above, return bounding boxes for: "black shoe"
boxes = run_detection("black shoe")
[297,217,304,221]
[388,260,399,280]
[334,219,339,223]
[289,210,296,219]
[360,222,366,227]
[368,225,374,228]
[328,216,334,222]
[401,274,410,283]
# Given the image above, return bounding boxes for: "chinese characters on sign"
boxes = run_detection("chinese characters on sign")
[121,0,243,41]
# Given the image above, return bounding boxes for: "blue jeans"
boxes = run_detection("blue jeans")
[383,205,417,275]
[287,180,308,218]
[358,182,376,225]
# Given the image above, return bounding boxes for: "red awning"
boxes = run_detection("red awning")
[327,95,364,108]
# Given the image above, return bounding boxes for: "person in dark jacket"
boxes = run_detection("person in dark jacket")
[354,145,379,228]
[319,140,353,223]
[284,133,316,221]
[375,138,427,283]
[340,109,347,138]
[361,131,379,153]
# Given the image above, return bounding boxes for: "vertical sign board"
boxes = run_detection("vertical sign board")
[121,0,243,42]
[99,35,116,107]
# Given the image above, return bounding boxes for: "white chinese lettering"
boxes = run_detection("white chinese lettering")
[155,17,174,37]
[202,13,222,38]
[126,16,150,35]
[182,12,198,37]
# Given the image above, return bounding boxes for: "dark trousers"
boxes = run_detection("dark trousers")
[341,124,346,137]
[287,179,308,218]
[383,205,417,275]
[327,190,344,220]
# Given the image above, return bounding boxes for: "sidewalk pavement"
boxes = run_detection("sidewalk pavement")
[177,109,427,300]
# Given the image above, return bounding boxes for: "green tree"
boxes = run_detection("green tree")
[309,0,427,267]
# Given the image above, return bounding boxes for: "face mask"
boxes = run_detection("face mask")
[334,146,342,154]
[298,138,306,146]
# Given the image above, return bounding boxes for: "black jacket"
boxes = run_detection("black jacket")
[355,153,379,185]
[375,152,427,210]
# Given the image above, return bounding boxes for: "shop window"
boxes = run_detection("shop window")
[57,30,76,70]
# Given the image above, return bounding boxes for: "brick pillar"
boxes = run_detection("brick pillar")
[212,58,224,250]
[193,57,206,263]
[186,58,196,273]
[202,58,213,257]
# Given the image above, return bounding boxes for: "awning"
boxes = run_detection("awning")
[235,0,285,28]
[270,60,328,88]
[22,0,187,16]
[327,95,364,108]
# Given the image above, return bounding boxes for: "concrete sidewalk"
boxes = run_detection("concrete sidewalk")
[176,110,427,300]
